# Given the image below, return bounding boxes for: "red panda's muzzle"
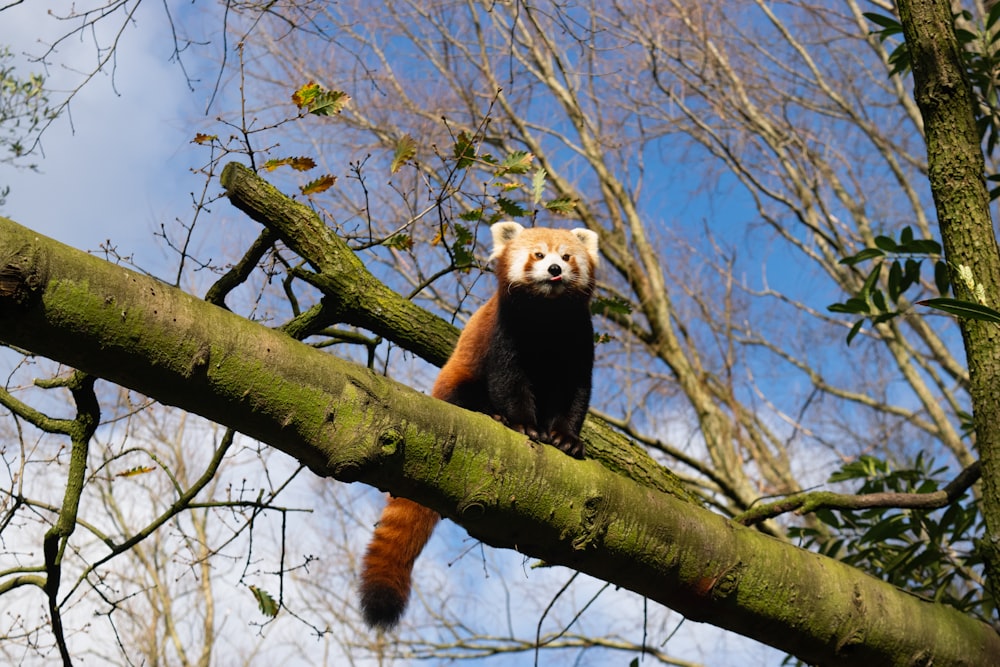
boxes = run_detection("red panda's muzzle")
[508,250,592,298]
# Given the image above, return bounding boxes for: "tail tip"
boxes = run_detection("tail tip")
[360,583,407,630]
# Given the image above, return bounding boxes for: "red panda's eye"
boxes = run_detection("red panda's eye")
[562,254,571,261]
[534,252,544,259]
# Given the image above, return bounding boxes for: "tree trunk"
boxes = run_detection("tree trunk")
[897,0,1000,606]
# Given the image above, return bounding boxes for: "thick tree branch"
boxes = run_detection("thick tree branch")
[219,161,457,367]
[1,216,998,665]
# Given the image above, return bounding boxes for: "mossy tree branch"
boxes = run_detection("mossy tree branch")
[735,462,981,526]
[219,161,457,368]
[1,216,999,665]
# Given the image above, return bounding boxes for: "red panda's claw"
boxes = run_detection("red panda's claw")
[551,432,585,459]
[504,421,539,440]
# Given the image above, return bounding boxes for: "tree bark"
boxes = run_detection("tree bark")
[897,0,1000,605]
[1,215,998,666]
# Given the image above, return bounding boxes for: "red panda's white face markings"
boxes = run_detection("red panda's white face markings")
[489,222,599,299]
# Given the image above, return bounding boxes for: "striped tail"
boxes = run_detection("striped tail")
[359,496,440,629]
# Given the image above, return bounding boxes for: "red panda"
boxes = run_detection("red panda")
[359,221,600,630]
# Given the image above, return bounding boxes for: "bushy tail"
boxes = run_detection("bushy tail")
[359,496,440,629]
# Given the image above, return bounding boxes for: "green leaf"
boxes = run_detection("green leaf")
[452,245,475,269]
[822,538,846,558]
[829,455,886,482]
[900,226,914,245]
[839,247,884,266]
[544,196,576,214]
[863,12,902,30]
[310,90,350,116]
[497,196,526,218]
[249,585,279,617]
[860,264,881,298]
[934,260,950,296]
[592,296,632,316]
[883,542,923,575]
[917,297,1000,324]
[531,167,547,205]
[918,298,1000,324]
[871,289,887,313]
[874,235,898,252]
[499,150,534,174]
[390,134,417,174]
[988,2,1000,30]
[907,239,942,255]
[888,43,911,76]
[888,260,903,302]
[860,514,909,544]
[454,131,476,169]
[382,233,413,250]
[957,410,975,434]
[846,319,864,345]
[904,258,921,289]
[954,28,978,46]
[453,223,474,248]
[828,297,870,315]
[292,83,350,116]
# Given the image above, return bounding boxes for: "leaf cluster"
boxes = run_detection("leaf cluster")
[447,131,576,219]
[865,6,1000,158]
[246,83,583,275]
[291,82,350,117]
[0,46,58,204]
[829,225,1000,342]
[428,131,577,270]
[828,227,948,343]
[789,454,992,621]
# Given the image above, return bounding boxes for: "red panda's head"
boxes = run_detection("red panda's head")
[489,222,599,299]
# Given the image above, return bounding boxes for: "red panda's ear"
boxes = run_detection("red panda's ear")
[489,221,524,260]
[571,228,600,265]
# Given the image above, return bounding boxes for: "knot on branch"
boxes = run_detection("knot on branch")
[711,561,746,600]
[0,242,47,313]
[327,426,405,483]
[570,494,610,551]
[455,471,497,521]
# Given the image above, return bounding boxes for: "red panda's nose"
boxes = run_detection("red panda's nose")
[548,264,562,277]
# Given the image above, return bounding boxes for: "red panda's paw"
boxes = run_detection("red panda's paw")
[549,431,585,459]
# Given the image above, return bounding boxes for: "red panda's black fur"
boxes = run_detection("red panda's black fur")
[359,221,600,630]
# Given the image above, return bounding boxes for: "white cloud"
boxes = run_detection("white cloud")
[1,2,214,273]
